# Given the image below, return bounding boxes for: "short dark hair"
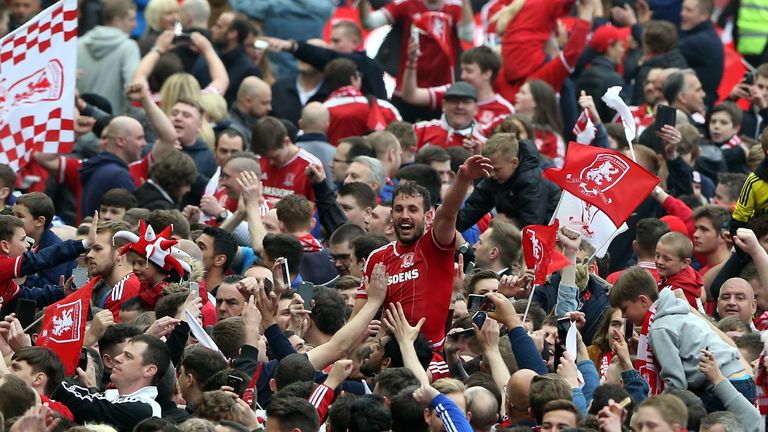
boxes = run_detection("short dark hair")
[416,146,451,165]
[608,266,659,307]
[0,164,17,202]
[96,323,143,357]
[215,128,246,150]
[262,233,304,277]
[0,215,23,242]
[154,292,189,320]
[643,20,678,54]
[346,138,376,159]
[147,209,191,239]
[588,384,632,416]
[101,0,136,23]
[709,101,743,128]
[211,317,245,360]
[375,367,419,399]
[101,188,138,210]
[131,334,171,386]
[664,388,704,430]
[747,213,768,239]
[693,205,730,232]
[324,58,358,92]
[266,396,319,432]
[488,219,523,269]
[274,353,315,390]
[0,374,35,419]
[229,16,254,46]
[383,332,433,371]
[310,287,347,334]
[15,192,55,228]
[133,417,182,432]
[635,218,670,257]
[390,385,427,432]
[11,347,65,395]
[180,346,229,390]
[352,233,389,261]
[461,46,502,81]
[446,146,472,173]
[275,195,315,233]
[149,152,197,201]
[331,20,362,43]
[252,117,288,155]
[329,223,366,247]
[119,297,146,313]
[543,399,582,423]
[392,175,433,210]
[338,182,377,211]
[716,173,747,204]
[735,332,763,362]
[529,375,571,423]
[202,226,238,270]
[328,393,357,432]
[347,394,392,432]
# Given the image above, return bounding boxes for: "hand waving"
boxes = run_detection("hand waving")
[457,155,493,181]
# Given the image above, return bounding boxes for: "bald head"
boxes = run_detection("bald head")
[300,102,330,133]
[506,369,537,414]
[224,155,261,176]
[718,277,757,322]
[466,386,499,430]
[105,116,146,163]
[236,77,272,118]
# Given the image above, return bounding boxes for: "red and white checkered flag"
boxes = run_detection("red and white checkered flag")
[0,0,77,171]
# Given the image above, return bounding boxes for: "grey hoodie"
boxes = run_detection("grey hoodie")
[649,288,744,391]
[76,26,140,115]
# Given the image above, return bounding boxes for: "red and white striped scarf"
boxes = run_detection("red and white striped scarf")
[599,351,613,382]
[720,134,742,150]
[635,303,664,395]
[573,108,596,144]
[755,352,768,416]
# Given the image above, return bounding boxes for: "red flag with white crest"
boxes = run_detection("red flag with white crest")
[36,276,99,375]
[522,221,572,285]
[0,0,78,171]
[543,143,659,226]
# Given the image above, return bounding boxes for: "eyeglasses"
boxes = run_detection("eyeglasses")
[330,254,352,263]
[333,158,351,164]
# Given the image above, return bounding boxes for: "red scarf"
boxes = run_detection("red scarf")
[755,311,768,331]
[720,134,742,150]
[635,303,664,395]
[296,234,322,253]
[328,85,362,100]
[755,352,768,416]
[599,352,613,382]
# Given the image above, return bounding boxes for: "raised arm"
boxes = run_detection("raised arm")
[400,38,431,107]
[434,155,493,247]
[358,0,389,30]
[494,0,526,35]
[125,82,177,161]
[132,30,175,89]
[473,316,511,416]
[382,302,430,386]
[191,32,229,96]
[237,171,268,254]
[307,262,388,370]
[458,0,475,43]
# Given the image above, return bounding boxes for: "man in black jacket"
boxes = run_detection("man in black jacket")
[457,133,559,232]
[679,0,723,109]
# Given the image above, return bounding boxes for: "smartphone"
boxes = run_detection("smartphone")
[472,311,487,329]
[297,281,314,310]
[554,317,571,369]
[465,261,476,274]
[14,298,37,329]
[72,267,88,289]
[624,319,634,342]
[78,350,88,372]
[263,277,273,296]
[173,22,191,47]
[655,104,676,131]
[227,374,245,397]
[744,71,756,86]
[189,281,200,301]
[467,294,486,311]
[253,39,269,50]
[280,258,291,287]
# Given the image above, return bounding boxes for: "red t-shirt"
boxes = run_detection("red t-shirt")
[324,86,401,145]
[383,0,464,89]
[0,256,23,305]
[356,229,455,348]
[427,86,515,134]
[260,148,320,201]
[533,127,565,167]
[99,273,141,322]
[480,0,511,46]
[413,116,487,150]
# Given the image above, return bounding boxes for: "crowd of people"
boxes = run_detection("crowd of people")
[1,0,768,431]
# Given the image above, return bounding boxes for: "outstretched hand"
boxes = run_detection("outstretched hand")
[457,155,493,181]
[383,302,425,345]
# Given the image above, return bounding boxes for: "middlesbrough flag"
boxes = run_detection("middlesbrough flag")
[544,143,658,226]
[552,191,628,258]
[522,221,572,285]
[0,0,78,171]
[36,275,98,375]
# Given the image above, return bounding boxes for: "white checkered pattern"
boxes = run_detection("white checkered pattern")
[0,0,77,171]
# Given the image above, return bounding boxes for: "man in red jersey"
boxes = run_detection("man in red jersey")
[355,154,493,348]
[87,220,140,322]
[252,117,321,203]
[413,81,487,150]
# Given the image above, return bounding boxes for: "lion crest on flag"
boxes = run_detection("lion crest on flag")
[565,154,629,204]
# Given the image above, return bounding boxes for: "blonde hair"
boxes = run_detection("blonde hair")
[638,394,688,429]
[658,231,693,260]
[482,133,519,160]
[144,0,179,32]
[159,73,201,115]
[432,378,466,395]
[200,93,228,123]
[200,122,215,149]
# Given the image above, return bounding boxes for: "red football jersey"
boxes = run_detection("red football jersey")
[324,86,401,145]
[480,0,512,46]
[100,272,141,322]
[383,0,464,88]
[260,148,320,201]
[428,86,515,133]
[413,116,487,150]
[0,256,22,305]
[533,127,565,167]
[357,228,455,348]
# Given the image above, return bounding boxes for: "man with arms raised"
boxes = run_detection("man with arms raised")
[355,155,493,348]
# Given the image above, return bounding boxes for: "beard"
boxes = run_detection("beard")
[394,220,425,245]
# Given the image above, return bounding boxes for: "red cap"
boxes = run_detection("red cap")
[661,215,689,236]
[589,24,629,53]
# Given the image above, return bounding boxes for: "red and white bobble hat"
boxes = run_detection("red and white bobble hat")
[112,220,192,277]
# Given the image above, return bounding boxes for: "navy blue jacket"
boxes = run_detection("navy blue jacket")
[679,21,724,108]
[180,139,217,207]
[22,228,75,292]
[79,152,135,217]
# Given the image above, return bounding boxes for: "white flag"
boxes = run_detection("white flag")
[0,0,78,171]
[552,191,628,258]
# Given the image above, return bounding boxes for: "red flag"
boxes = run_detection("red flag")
[412,12,455,64]
[366,97,387,131]
[36,276,99,375]
[543,143,659,226]
[522,221,572,285]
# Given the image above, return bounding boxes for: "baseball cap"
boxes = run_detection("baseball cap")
[589,24,629,53]
[444,81,477,101]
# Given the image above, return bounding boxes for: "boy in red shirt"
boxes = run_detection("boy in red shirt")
[655,231,703,312]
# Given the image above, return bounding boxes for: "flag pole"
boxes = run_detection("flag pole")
[522,284,537,325]
[23,314,45,333]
